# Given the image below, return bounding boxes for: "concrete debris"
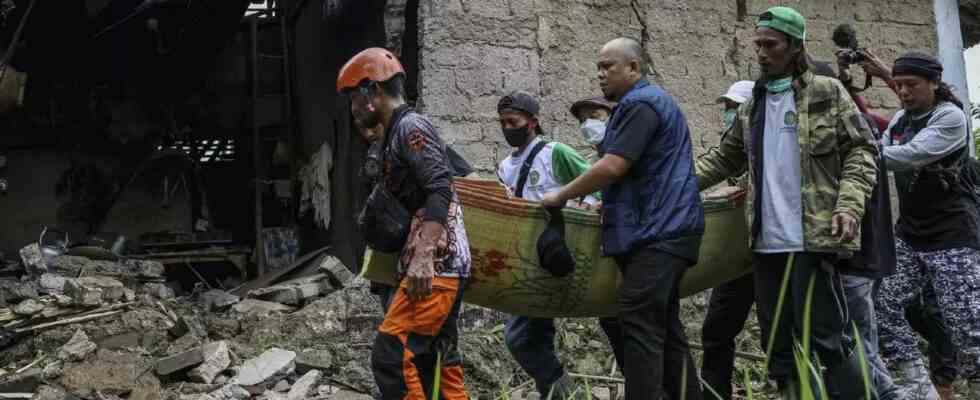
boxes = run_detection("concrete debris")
[319,256,353,288]
[286,370,321,400]
[247,275,334,306]
[46,256,164,280]
[0,368,42,393]
[331,390,374,400]
[272,380,291,392]
[0,279,39,303]
[63,277,125,307]
[188,341,231,384]
[170,314,208,339]
[142,283,175,300]
[231,299,294,316]
[231,348,296,387]
[19,244,47,275]
[58,329,97,361]
[316,385,338,397]
[295,348,332,373]
[32,385,80,400]
[156,345,205,376]
[258,391,285,400]
[208,384,250,400]
[200,290,240,311]
[42,361,63,380]
[39,273,67,294]
[13,298,44,316]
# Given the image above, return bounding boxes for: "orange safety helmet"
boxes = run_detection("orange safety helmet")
[336,48,405,93]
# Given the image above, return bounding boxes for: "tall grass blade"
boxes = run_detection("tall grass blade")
[852,322,873,400]
[765,252,796,375]
[431,351,443,400]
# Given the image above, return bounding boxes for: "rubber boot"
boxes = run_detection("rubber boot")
[829,351,880,400]
[892,359,940,400]
[547,373,588,400]
[933,382,955,400]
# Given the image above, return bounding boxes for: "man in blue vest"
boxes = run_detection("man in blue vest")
[542,37,705,400]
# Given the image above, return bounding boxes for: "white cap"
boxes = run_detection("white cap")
[717,80,755,104]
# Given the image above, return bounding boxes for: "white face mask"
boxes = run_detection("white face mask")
[580,118,606,145]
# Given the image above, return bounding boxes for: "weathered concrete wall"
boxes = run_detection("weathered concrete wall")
[417,0,937,175]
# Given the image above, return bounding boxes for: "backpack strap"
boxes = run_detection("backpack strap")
[515,140,549,199]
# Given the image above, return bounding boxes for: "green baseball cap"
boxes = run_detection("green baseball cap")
[757,6,806,41]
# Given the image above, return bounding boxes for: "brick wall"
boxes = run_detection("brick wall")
[414,0,937,175]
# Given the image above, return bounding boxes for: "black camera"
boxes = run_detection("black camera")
[832,24,866,65]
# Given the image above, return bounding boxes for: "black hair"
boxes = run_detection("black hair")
[371,73,406,100]
[935,81,964,110]
[787,37,809,78]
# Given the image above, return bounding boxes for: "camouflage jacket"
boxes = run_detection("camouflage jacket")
[696,72,879,252]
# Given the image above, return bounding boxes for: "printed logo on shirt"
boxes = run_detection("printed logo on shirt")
[783,110,798,127]
[529,170,540,186]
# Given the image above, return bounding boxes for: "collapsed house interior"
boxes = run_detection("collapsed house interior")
[0,0,414,292]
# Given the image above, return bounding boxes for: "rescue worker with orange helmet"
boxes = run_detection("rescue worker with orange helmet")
[338,47,470,400]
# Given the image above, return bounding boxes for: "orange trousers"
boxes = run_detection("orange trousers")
[371,277,468,400]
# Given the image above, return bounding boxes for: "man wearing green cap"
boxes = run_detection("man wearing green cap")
[696,6,879,399]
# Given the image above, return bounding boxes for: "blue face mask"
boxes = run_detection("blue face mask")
[723,109,737,129]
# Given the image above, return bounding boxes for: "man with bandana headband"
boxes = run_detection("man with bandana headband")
[695,6,879,398]
[874,50,980,400]
[495,91,622,400]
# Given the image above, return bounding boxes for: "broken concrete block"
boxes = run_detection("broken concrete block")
[0,368,42,393]
[0,280,39,303]
[209,384,250,400]
[259,391,285,400]
[39,273,66,294]
[272,380,291,392]
[96,332,142,350]
[170,314,208,339]
[188,341,231,384]
[332,390,374,400]
[58,330,97,362]
[19,244,46,275]
[13,299,44,316]
[295,348,332,373]
[200,290,240,311]
[156,346,204,376]
[320,256,352,288]
[248,279,333,306]
[122,259,165,279]
[32,385,80,400]
[286,370,321,400]
[41,361,63,380]
[231,348,296,386]
[231,299,294,316]
[316,385,337,397]
[63,276,125,306]
[142,283,175,300]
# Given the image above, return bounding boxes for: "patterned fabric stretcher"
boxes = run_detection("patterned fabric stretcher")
[363,178,751,318]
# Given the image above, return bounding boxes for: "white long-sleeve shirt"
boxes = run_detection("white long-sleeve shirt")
[882,102,968,171]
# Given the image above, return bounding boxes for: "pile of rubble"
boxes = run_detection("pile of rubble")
[0,243,387,400]
[0,242,630,400]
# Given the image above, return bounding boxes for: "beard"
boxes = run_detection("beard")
[355,109,383,132]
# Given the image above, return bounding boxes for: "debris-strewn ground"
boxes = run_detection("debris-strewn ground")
[0,246,966,400]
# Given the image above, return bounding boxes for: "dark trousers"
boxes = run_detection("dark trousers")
[700,273,756,400]
[504,316,624,396]
[906,287,960,385]
[614,247,702,400]
[753,252,850,381]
